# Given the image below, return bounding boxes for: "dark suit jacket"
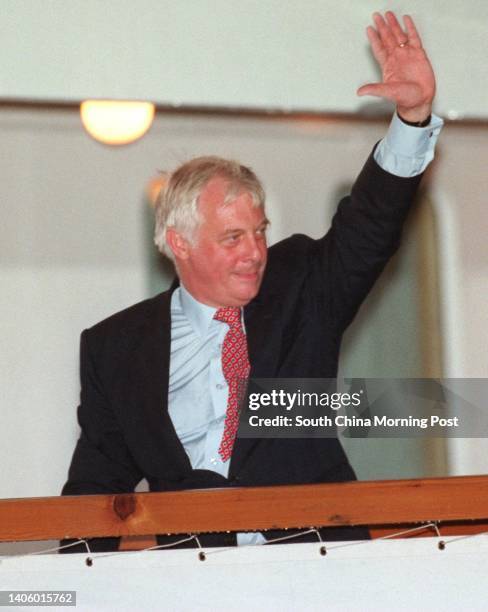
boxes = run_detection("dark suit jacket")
[62,150,422,549]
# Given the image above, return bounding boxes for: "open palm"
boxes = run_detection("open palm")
[357,12,435,122]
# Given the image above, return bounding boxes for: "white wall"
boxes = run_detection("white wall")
[431,126,488,474]
[2,0,487,118]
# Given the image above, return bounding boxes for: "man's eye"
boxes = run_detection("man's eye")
[225,234,240,243]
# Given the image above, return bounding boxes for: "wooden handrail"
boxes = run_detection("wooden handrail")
[1,475,487,543]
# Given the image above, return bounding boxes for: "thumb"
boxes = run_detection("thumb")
[357,83,397,101]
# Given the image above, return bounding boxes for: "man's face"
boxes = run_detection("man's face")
[175,176,268,307]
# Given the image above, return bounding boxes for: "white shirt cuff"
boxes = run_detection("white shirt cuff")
[374,112,444,177]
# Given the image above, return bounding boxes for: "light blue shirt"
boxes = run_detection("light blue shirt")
[168,113,444,546]
[168,285,230,476]
[169,285,266,545]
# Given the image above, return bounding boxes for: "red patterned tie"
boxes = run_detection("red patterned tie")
[214,307,250,461]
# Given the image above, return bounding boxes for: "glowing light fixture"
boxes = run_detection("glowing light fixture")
[80,100,155,145]
[146,176,167,208]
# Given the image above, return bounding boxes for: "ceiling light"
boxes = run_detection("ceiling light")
[80,100,155,145]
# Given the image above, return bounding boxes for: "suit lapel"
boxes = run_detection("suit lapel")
[130,289,192,474]
[244,291,282,377]
[229,291,282,477]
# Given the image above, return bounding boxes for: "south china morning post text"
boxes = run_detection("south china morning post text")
[237,379,488,438]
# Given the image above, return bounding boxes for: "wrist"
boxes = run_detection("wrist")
[397,104,432,126]
[397,112,431,128]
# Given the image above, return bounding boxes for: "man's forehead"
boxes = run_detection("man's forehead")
[195,179,266,230]
[196,174,267,229]
[199,175,236,206]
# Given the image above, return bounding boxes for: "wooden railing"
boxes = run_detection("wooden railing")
[1,475,487,546]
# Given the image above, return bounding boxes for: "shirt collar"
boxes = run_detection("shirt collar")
[179,283,218,338]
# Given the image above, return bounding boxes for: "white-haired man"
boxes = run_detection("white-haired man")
[62,12,443,550]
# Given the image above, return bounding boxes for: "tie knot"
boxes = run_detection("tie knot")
[214,307,242,327]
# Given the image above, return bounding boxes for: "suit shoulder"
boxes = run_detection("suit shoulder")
[84,290,171,341]
[266,233,318,273]
[258,233,320,293]
[268,233,315,263]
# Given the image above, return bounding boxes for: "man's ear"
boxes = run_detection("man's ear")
[166,228,192,260]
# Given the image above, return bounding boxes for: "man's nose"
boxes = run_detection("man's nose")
[242,234,263,262]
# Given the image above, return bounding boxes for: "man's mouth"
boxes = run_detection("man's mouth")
[234,270,261,281]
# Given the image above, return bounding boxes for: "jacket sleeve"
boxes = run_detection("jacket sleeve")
[60,330,144,553]
[62,329,143,496]
[315,147,423,332]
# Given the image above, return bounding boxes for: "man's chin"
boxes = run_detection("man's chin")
[229,279,262,306]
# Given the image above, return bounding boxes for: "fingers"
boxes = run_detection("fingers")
[403,15,423,48]
[370,11,420,50]
[372,12,397,50]
[385,11,408,45]
[366,25,387,65]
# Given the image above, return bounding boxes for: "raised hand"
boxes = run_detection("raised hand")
[357,12,435,123]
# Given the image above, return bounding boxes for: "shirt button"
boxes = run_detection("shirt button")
[216,383,225,390]
[210,457,218,465]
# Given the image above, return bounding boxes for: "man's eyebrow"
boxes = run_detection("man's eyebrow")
[255,218,270,230]
[219,220,270,236]
[220,228,245,236]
